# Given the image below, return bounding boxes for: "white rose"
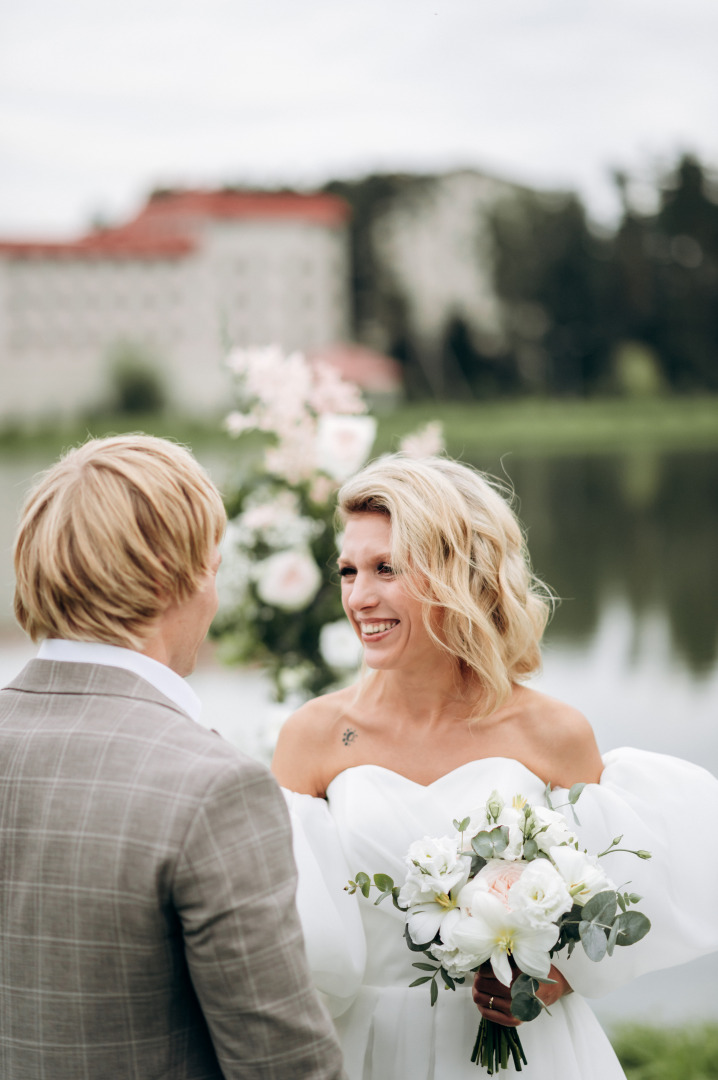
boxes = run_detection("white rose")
[530,806,578,854]
[316,414,377,481]
[549,846,616,906]
[319,619,363,671]
[254,549,322,611]
[508,859,573,926]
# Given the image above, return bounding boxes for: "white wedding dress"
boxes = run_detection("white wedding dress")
[284,749,718,1079]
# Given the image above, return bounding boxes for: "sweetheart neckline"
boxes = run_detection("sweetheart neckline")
[325,757,560,796]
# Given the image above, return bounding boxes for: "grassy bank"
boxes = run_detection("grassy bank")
[2,395,717,460]
[374,396,718,457]
[611,1022,718,1079]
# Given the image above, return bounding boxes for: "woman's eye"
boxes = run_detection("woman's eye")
[377,563,395,576]
[339,566,356,579]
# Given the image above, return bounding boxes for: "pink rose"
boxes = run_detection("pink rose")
[459,859,528,911]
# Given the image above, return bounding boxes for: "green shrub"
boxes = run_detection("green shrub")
[611,1022,718,1079]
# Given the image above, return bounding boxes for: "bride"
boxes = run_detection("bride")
[272,453,718,1079]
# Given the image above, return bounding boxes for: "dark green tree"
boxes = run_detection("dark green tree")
[488,189,614,395]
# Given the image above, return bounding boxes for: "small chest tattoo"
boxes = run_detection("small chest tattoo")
[342,727,358,747]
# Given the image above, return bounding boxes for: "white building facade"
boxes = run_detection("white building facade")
[0,190,351,422]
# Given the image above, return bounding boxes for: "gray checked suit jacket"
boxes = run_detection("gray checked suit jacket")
[0,659,345,1080]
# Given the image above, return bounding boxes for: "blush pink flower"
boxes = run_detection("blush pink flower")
[460,858,528,910]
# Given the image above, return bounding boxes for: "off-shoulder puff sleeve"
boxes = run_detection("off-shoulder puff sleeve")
[551,747,718,998]
[283,789,367,1017]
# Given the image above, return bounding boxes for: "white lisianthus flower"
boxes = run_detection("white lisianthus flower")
[254,549,322,611]
[530,806,578,854]
[400,837,471,945]
[316,414,377,481]
[549,846,616,906]
[507,859,573,926]
[400,836,467,902]
[319,619,362,671]
[450,891,559,987]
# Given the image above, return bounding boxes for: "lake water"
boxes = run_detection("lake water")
[1,441,717,1030]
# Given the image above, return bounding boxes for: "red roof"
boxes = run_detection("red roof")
[136,189,350,227]
[0,189,349,260]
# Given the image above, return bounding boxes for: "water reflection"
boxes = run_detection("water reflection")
[472,449,718,677]
[1,446,717,679]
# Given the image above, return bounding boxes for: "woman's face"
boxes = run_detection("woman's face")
[338,512,438,672]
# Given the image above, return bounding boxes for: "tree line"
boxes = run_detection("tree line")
[326,154,718,399]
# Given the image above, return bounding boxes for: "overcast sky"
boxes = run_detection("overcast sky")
[1,0,716,238]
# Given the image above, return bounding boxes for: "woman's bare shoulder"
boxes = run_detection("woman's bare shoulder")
[271,686,358,796]
[513,686,604,787]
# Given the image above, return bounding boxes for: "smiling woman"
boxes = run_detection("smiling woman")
[271,451,718,1080]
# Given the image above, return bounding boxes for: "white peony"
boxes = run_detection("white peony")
[316,414,377,481]
[549,846,616,906]
[254,549,322,611]
[507,859,573,926]
[319,619,363,671]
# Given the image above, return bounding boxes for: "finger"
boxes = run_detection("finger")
[477,993,522,1028]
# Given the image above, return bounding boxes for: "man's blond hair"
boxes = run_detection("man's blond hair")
[14,434,226,649]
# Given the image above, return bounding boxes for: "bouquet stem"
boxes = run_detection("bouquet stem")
[471,1018,527,1073]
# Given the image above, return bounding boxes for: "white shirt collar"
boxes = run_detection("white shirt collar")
[37,639,202,723]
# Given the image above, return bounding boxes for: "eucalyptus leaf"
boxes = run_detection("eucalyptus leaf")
[581,890,618,926]
[579,921,609,961]
[453,817,470,832]
[568,782,586,804]
[511,992,543,1022]
[413,962,439,971]
[440,967,456,990]
[354,871,371,899]
[614,910,651,946]
[409,976,433,987]
[511,973,539,995]
[391,887,406,910]
[373,873,394,892]
[471,825,509,859]
[606,919,621,957]
[523,836,539,861]
[469,854,486,876]
[430,979,438,1006]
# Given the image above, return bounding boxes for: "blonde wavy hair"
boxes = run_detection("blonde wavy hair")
[337,454,554,717]
[14,434,226,649]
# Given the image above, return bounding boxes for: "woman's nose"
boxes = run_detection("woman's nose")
[349,573,378,611]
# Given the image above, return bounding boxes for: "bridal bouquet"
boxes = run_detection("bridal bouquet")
[347,785,651,1074]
